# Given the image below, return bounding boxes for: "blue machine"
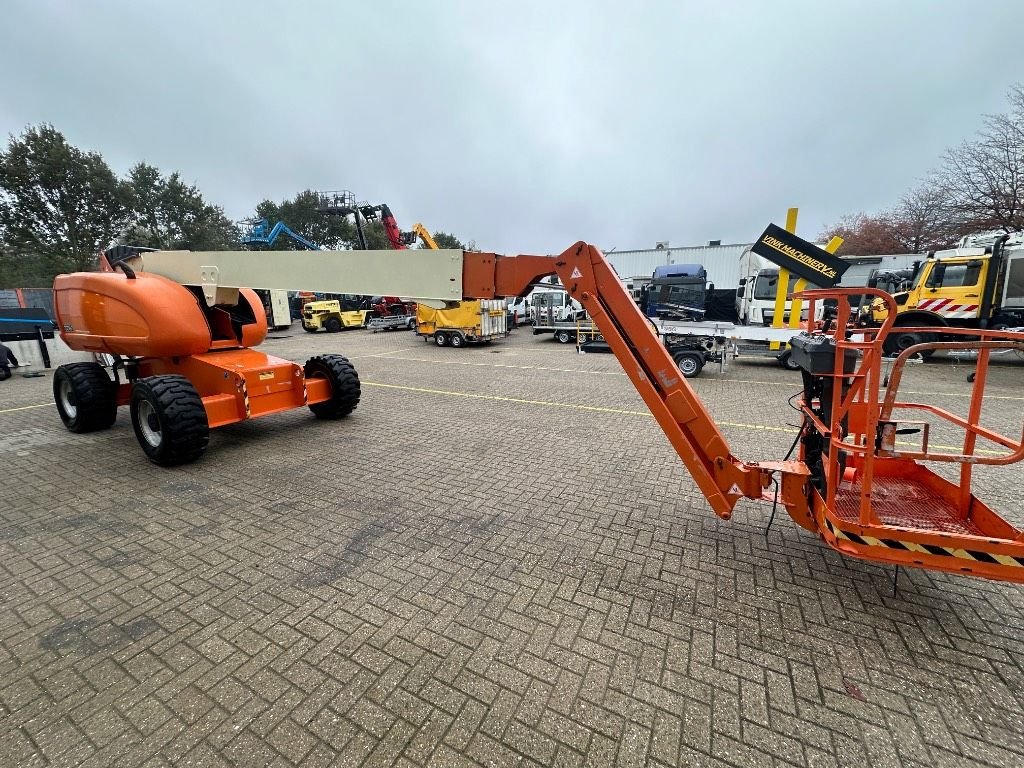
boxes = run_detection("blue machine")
[240,219,321,251]
[646,263,710,320]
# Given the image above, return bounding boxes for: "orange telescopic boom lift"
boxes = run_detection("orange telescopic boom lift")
[51,238,1024,583]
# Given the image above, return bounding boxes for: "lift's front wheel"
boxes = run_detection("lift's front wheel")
[53,362,118,433]
[129,375,210,465]
[305,354,361,419]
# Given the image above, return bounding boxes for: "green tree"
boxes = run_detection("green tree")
[251,191,402,250]
[0,124,128,273]
[124,163,238,250]
[253,190,357,249]
[430,231,465,249]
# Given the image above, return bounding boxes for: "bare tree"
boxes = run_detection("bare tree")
[820,213,908,255]
[889,180,960,253]
[940,84,1024,233]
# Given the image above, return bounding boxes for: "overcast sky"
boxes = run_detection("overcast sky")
[2,0,1023,254]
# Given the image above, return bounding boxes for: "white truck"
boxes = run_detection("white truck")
[735,247,922,325]
[530,287,586,332]
[735,248,807,325]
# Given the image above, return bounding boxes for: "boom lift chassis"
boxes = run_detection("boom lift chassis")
[53,242,1024,584]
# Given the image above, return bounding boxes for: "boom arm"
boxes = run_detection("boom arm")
[378,204,407,250]
[121,241,786,519]
[413,223,439,250]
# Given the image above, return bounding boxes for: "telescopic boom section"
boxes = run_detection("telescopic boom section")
[470,242,778,518]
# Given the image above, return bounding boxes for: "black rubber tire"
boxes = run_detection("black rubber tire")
[450,333,465,348]
[434,332,448,347]
[778,350,801,371]
[53,362,117,433]
[884,330,936,359]
[673,351,704,379]
[302,322,318,333]
[325,317,343,333]
[129,375,209,466]
[305,354,361,419]
[555,329,573,344]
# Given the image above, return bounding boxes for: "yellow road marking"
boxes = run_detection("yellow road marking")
[348,346,423,360]
[0,403,51,415]
[2,381,1010,455]
[362,381,1007,453]
[364,355,1024,400]
[372,355,624,376]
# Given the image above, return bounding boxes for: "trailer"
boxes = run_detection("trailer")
[656,318,806,371]
[367,313,416,332]
[416,299,509,347]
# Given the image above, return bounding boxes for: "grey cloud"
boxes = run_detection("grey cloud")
[3,0,1023,253]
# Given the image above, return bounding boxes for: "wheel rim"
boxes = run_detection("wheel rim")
[557,332,569,343]
[136,400,163,448]
[679,357,697,376]
[59,378,77,418]
[452,336,463,347]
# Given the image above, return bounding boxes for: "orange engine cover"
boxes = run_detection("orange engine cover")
[54,271,213,357]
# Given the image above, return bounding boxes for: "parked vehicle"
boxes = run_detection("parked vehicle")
[645,264,711,320]
[417,300,509,346]
[865,233,1024,354]
[506,295,532,326]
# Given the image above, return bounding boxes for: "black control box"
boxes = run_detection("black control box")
[789,333,860,375]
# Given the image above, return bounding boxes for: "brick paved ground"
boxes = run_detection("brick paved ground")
[1,327,1023,768]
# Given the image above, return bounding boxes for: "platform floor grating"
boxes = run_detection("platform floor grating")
[834,475,985,536]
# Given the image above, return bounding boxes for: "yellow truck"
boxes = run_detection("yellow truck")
[301,299,370,333]
[867,233,1024,354]
[416,300,509,347]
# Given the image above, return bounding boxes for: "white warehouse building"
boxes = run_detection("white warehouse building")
[604,241,753,289]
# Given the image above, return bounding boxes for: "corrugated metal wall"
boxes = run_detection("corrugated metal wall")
[606,243,752,288]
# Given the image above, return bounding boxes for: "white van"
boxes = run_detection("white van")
[506,295,532,326]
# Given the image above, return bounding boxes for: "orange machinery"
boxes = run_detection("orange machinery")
[51,240,1024,583]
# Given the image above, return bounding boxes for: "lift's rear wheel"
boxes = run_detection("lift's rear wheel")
[673,351,704,378]
[305,354,361,419]
[434,332,448,346]
[325,317,343,333]
[53,362,117,433]
[450,333,465,348]
[555,329,573,344]
[129,375,209,465]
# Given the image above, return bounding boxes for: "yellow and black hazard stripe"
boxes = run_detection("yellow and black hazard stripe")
[240,379,251,417]
[824,519,1024,569]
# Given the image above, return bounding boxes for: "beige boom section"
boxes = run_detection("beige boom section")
[129,248,466,306]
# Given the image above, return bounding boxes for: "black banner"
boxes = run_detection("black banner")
[750,224,849,287]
